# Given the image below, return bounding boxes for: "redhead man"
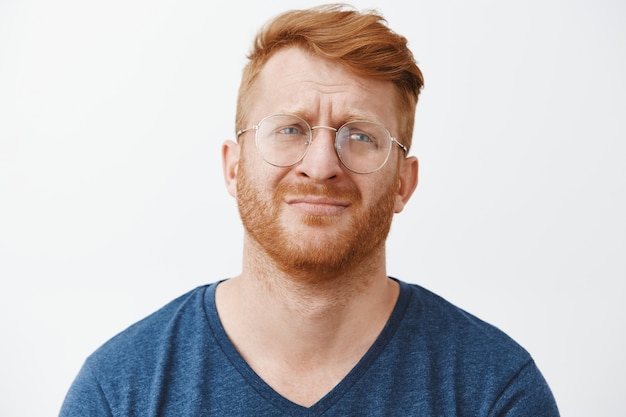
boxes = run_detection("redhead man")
[60,4,559,416]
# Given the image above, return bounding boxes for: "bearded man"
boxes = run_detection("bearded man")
[60,5,560,416]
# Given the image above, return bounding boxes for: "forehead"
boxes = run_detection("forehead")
[251,47,398,128]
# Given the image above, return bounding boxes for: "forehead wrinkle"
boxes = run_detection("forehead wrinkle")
[254,47,398,132]
[283,108,379,128]
[282,94,382,127]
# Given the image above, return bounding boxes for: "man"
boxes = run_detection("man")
[60,4,559,416]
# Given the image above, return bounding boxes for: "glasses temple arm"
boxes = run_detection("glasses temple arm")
[392,138,408,154]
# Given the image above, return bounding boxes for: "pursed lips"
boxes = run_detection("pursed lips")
[285,196,351,216]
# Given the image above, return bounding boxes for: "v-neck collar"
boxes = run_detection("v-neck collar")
[204,278,411,416]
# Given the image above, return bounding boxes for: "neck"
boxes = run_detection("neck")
[237,233,391,317]
[215,238,399,406]
[217,271,398,388]
[216,234,398,356]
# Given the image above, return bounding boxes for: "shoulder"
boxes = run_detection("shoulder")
[60,282,233,416]
[395,279,532,372]
[403,281,523,341]
[381,280,559,414]
[85,284,215,374]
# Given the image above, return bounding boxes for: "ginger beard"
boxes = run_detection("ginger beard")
[236,157,399,281]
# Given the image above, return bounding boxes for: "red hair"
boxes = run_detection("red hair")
[236,4,424,151]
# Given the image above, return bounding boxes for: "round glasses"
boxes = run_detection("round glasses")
[236,114,407,174]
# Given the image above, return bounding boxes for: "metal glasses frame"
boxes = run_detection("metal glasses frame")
[236,113,407,174]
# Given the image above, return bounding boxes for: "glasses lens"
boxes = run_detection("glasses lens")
[256,115,311,167]
[336,122,392,173]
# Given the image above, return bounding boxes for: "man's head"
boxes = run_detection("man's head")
[224,4,422,280]
[235,4,424,152]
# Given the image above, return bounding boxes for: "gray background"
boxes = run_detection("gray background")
[1,0,624,415]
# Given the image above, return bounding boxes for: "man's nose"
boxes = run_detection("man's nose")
[295,127,343,181]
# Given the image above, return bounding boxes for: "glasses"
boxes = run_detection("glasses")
[236,114,407,174]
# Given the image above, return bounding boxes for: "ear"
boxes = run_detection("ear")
[222,140,240,198]
[394,155,418,213]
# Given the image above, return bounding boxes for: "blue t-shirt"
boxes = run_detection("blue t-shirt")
[60,279,559,416]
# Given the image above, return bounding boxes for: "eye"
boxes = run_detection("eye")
[270,122,310,143]
[349,132,374,143]
[278,126,304,135]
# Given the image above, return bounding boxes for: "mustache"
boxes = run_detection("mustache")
[275,183,361,202]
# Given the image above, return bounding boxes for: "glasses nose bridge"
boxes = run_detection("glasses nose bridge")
[310,125,338,143]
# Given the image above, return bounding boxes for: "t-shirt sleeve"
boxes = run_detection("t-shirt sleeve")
[489,359,560,417]
[59,362,113,417]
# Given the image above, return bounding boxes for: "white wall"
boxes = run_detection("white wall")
[1,0,624,415]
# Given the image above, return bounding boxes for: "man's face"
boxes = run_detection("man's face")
[231,47,411,279]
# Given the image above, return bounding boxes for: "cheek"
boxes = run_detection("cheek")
[237,150,285,197]
[243,138,275,169]
[370,172,402,214]
[238,143,264,182]
[363,168,399,200]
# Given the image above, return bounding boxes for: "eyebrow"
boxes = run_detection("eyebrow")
[281,109,381,126]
